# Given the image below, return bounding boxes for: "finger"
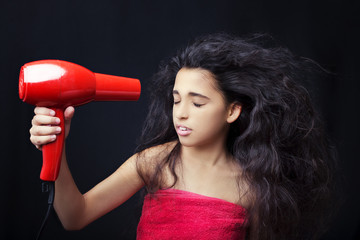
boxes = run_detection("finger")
[30,125,61,136]
[32,115,60,126]
[64,106,75,121]
[30,135,57,146]
[34,107,56,116]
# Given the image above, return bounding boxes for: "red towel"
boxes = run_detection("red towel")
[137,188,247,240]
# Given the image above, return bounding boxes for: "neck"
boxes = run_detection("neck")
[180,140,230,167]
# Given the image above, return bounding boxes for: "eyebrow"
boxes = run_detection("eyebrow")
[172,90,210,100]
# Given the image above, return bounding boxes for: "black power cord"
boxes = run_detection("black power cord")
[36,181,55,240]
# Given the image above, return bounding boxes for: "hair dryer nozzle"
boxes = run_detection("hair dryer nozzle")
[94,73,141,101]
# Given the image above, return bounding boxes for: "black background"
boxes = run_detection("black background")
[0,0,359,239]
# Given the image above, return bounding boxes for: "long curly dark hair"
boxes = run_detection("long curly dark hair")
[135,33,337,239]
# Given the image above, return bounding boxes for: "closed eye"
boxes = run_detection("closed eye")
[193,103,204,107]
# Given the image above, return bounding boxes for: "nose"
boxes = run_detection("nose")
[174,102,189,119]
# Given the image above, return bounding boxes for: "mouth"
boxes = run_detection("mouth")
[176,124,192,136]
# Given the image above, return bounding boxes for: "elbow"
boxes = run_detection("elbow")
[62,221,86,231]
[54,200,88,231]
[57,213,88,231]
[63,225,77,231]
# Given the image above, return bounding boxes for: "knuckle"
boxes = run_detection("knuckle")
[30,136,44,146]
[30,127,45,137]
[34,107,46,115]
[34,128,42,135]
[32,115,40,124]
[35,138,42,145]
[31,117,36,125]
[30,126,39,135]
[29,135,36,144]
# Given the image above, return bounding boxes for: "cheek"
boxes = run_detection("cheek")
[195,108,228,131]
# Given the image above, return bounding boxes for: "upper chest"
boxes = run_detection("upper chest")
[164,160,250,208]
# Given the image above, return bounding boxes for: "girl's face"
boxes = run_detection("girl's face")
[172,68,237,148]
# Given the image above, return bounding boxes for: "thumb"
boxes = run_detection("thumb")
[64,106,75,122]
[63,106,75,139]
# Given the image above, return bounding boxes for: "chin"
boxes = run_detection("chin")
[178,137,196,147]
[178,137,209,148]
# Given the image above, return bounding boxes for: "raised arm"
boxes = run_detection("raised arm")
[30,106,144,230]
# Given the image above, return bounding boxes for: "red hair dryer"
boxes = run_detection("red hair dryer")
[19,60,141,181]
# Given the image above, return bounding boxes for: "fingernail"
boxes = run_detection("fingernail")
[50,110,56,116]
[55,118,60,124]
[56,127,61,133]
[51,135,56,141]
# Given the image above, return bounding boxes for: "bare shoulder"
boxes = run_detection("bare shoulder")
[135,141,178,174]
[137,141,178,162]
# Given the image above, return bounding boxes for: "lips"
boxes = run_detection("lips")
[176,124,192,136]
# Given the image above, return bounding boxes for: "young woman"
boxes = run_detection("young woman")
[30,33,336,239]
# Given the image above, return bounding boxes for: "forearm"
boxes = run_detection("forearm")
[52,145,146,231]
[53,146,86,230]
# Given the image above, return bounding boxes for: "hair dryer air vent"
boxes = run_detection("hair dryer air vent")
[19,66,25,100]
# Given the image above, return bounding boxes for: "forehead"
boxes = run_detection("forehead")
[173,68,219,93]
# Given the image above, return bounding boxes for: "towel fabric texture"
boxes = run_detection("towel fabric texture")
[137,188,247,239]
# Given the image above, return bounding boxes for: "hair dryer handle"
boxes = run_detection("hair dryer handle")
[40,108,65,181]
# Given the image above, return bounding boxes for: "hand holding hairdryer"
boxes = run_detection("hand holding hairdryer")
[19,60,141,181]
